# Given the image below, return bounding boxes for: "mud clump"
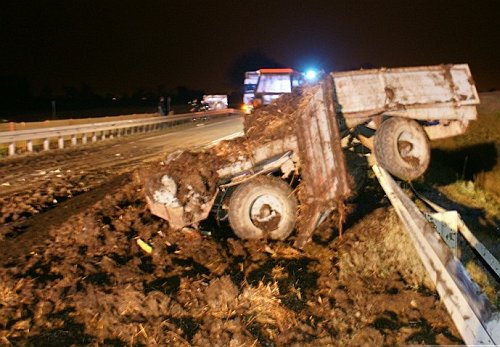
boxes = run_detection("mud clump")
[146,151,221,207]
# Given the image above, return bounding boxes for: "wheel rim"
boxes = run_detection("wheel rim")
[249,194,283,231]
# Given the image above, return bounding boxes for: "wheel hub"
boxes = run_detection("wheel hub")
[398,131,424,164]
[250,195,283,226]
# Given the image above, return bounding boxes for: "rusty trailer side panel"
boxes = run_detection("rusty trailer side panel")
[294,78,352,247]
[296,79,351,203]
[331,64,480,121]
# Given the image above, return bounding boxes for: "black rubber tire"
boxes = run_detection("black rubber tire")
[228,176,297,240]
[374,117,430,181]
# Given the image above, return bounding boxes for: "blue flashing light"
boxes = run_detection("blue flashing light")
[305,69,318,81]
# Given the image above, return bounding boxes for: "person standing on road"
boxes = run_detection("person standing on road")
[158,96,167,116]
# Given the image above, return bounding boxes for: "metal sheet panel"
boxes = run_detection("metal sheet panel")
[295,79,351,203]
[331,64,480,118]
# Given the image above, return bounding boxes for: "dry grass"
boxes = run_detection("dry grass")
[465,261,499,308]
[239,281,297,333]
[338,208,431,289]
[440,180,500,220]
[0,282,17,308]
[474,160,500,199]
[0,279,26,343]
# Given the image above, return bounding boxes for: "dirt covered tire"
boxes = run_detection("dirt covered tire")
[228,175,297,240]
[374,117,430,181]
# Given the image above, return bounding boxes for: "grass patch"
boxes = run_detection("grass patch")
[439,180,500,219]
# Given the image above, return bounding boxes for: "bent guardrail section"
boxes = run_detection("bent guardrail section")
[373,164,499,345]
[0,109,241,156]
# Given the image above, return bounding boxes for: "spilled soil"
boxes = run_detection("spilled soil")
[0,152,461,346]
[0,100,465,345]
[0,170,462,346]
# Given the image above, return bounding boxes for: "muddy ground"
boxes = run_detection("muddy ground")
[0,115,465,346]
[0,169,462,346]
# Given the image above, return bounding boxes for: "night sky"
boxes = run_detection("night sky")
[2,0,499,96]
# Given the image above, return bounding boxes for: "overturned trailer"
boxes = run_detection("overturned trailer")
[145,64,479,247]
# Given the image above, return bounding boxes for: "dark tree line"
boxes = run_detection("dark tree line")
[1,50,287,122]
[0,76,210,122]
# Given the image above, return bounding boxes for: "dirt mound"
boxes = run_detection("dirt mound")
[243,88,308,143]
[0,173,461,345]
[144,87,317,229]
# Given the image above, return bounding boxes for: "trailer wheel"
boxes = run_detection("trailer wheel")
[374,117,430,181]
[228,176,297,240]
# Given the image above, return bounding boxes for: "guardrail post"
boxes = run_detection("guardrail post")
[8,142,15,156]
[27,139,33,152]
[71,134,77,146]
[58,136,64,149]
[43,138,49,151]
[92,132,97,142]
[101,131,106,140]
[82,134,87,144]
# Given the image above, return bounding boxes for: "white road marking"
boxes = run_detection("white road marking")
[203,131,244,148]
[135,117,240,143]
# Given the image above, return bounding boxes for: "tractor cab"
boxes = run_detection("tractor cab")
[243,68,304,113]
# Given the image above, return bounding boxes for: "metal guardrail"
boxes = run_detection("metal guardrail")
[373,164,499,345]
[412,189,500,279]
[0,109,241,156]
